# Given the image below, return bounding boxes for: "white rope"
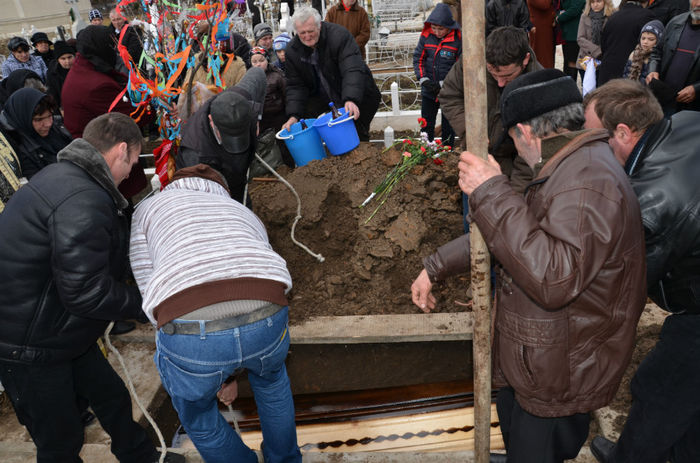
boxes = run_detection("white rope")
[252,153,325,262]
[103,322,168,463]
[227,404,242,436]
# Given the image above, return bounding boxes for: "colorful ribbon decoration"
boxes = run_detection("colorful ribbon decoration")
[107,0,236,188]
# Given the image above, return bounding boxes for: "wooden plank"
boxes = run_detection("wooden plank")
[237,405,502,453]
[289,312,474,344]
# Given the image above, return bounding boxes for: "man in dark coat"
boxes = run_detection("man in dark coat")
[598,0,656,85]
[109,8,145,74]
[646,2,700,112]
[0,112,183,463]
[177,67,266,205]
[282,5,381,141]
[585,79,700,463]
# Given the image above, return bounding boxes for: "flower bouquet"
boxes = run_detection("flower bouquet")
[360,118,454,223]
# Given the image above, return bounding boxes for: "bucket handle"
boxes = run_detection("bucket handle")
[276,129,293,140]
[328,114,354,127]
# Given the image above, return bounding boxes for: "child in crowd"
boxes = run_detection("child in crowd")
[272,33,291,74]
[576,0,614,77]
[623,20,664,83]
[412,3,461,145]
[250,47,294,167]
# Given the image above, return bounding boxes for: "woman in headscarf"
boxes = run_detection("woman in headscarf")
[0,69,46,110]
[45,41,76,110]
[0,88,72,179]
[61,25,147,200]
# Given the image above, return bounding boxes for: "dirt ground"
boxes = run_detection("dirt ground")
[249,141,470,324]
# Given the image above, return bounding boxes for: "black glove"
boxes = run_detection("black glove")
[421,79,441,95]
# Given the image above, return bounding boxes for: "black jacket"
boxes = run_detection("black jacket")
[647,0,689,25]
[486,0,532,36]
[0,139,143,364]
[649,13,700,111]
[626,111,700,314]
[178,68,266,204]
[284,21,379,118]
[598,2,656,85]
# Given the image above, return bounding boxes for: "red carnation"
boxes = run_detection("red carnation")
[433,158,444,165]
[418,117,427,128]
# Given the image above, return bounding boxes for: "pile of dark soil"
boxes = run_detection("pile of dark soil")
[249,142,471,324]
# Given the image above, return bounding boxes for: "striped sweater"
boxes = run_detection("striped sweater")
[130,176,292,325]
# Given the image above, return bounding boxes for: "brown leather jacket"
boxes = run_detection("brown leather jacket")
[423,130,647,417]
[439,50,543,193]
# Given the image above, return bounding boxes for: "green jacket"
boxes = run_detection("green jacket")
[556,0,585,43]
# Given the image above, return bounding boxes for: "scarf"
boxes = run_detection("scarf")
[590,10,605,46]
[627,44,652,82]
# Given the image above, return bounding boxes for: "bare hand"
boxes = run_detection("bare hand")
[458,151,502,195]
[282,116,299,132]
[412,269,436,313]
[166,102,179,119]
[217,380,238,406]
[676,85,696,104]
[646,71,660,85]
[344,101,360,120]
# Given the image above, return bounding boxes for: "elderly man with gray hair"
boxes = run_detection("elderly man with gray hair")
[281,6,381,141]
[411,69,647,462]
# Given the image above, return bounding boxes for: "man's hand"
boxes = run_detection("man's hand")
[344,101,360,120]
[646,72,660,85]
[217,379,238,406]
[458,151,502,195]
[412,269,436,313]
[282,116,299,132]
[677,85,696,104]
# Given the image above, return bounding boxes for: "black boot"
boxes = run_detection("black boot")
[490,453,507,463]
[591,436,616,463]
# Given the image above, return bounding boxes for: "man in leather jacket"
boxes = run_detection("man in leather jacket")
[412,70,646,462]
[0,113,183,463]
[584,79,700,463]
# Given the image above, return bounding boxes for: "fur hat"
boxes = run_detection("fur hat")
[253,23,273,41]
[53,40,76,59]
[31,32,51,46]
[500,69,582,130]
[89,9,103,21]
[273,33,291,51]
[640,20,664,42]
[7,37,29,52]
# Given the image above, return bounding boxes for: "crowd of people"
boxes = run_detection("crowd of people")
[0,1,698,462]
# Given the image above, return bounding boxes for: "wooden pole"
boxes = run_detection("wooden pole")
[459,0,492,462]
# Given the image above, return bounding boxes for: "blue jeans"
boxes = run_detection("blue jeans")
[155,307,301,463]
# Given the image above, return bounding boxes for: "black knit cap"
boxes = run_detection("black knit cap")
[500,69,582,130]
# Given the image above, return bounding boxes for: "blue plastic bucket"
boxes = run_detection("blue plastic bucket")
[313,108,360,156]
[275,119,326,167]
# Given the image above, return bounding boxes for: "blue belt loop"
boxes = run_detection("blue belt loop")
[199,320,207,340]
